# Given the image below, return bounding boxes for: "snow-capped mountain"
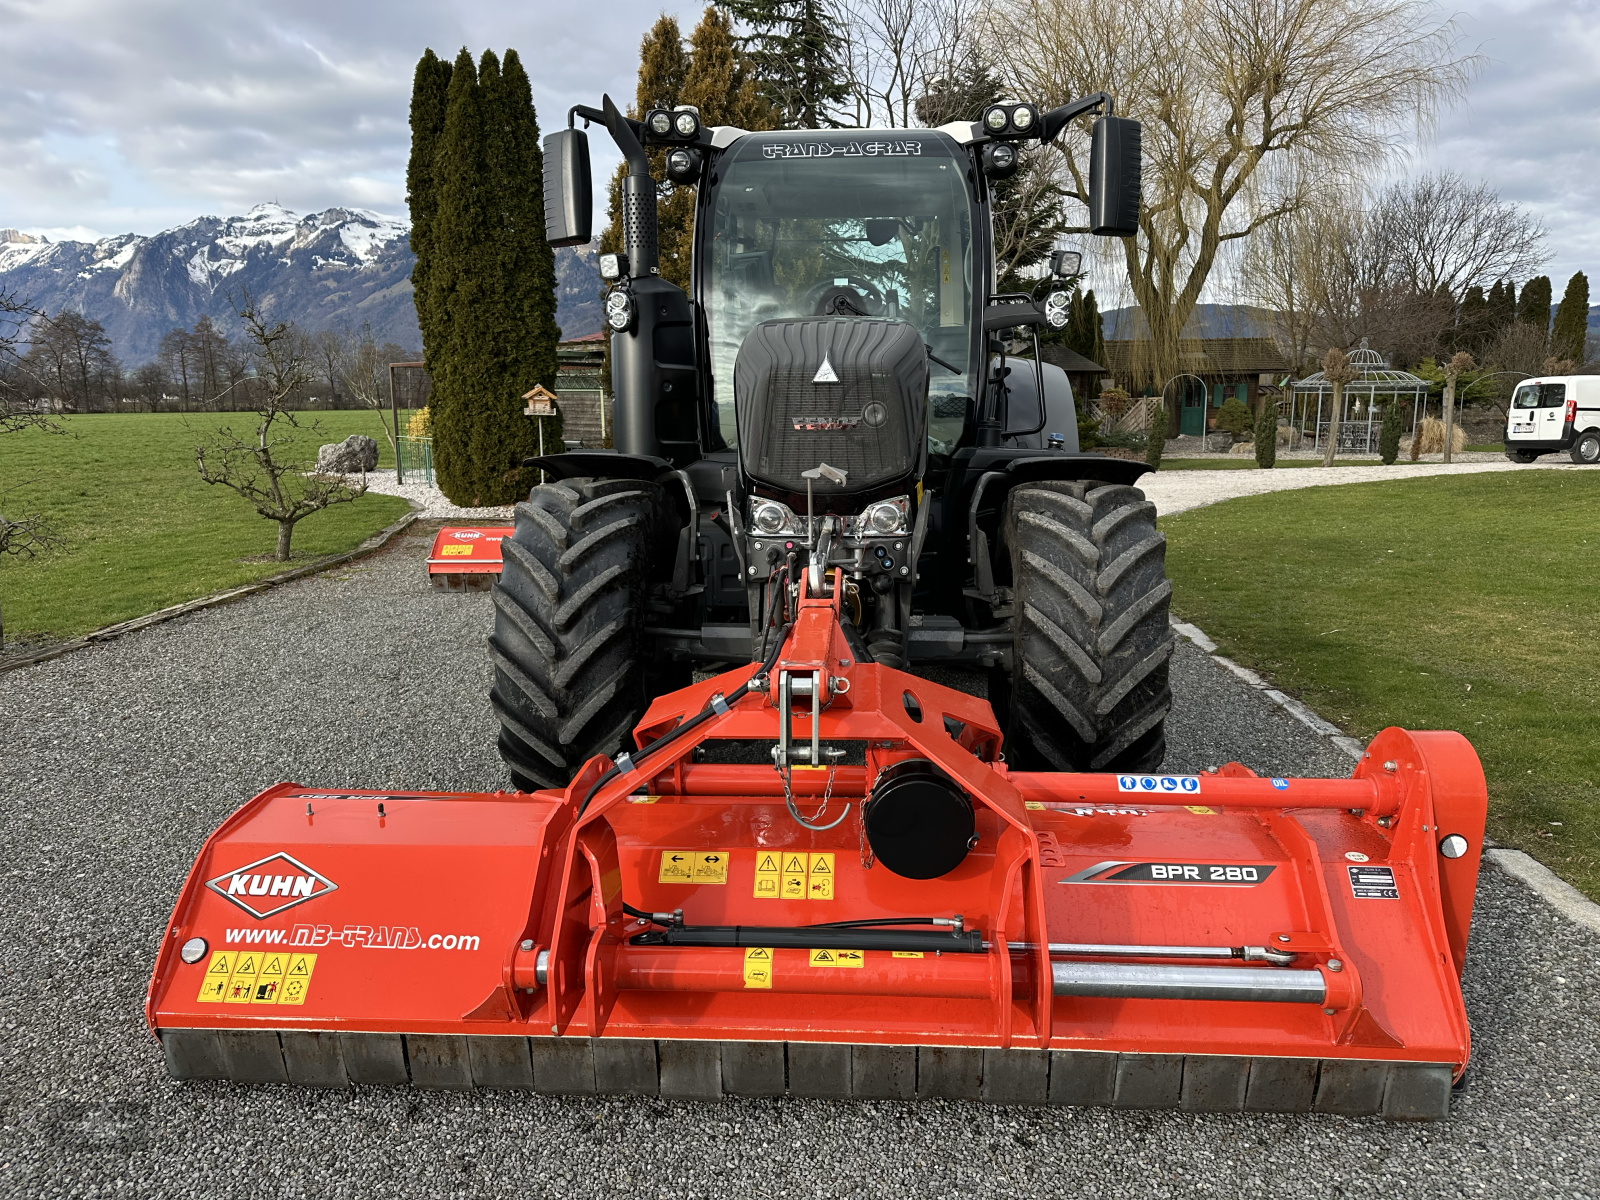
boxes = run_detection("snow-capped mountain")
[0,204,602,361]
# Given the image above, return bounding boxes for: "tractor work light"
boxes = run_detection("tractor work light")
[666,148,703,185]
[604,288,635,332]
[598,253,628,281]
[644,106,701,142]
[982,141,1019,180]
[982,102,1041,140]
[1044,290,1071,329]
[648,110,673,136]
[1050,249,1083,278]
[674,108,700,138]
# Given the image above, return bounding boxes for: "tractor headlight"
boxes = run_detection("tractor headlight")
[1044,290,1070,329]
[649,110,673,136]
[982,141,1019,180]
[861,497,910,535]
[674,109,700,138]
[751,499,798,535]
[666,148,703,184]
[604,289,635,331]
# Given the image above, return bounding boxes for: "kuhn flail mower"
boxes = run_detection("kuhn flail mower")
[148,93,1488,1117]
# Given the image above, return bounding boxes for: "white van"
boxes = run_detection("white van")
[1505,375,1600,463]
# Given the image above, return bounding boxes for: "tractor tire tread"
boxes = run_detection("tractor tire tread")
[1003,480,1172,774]
[490,477,671,790]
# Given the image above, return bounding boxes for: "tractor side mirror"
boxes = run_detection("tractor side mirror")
[1088,116,1141,237]
[542,127,593,247]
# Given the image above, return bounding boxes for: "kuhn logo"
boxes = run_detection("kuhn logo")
[204,853,337,919]
[452,529,482,540]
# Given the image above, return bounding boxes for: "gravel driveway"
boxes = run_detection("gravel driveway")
[2,525,1596,1198]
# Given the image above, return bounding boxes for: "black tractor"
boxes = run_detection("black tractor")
[489,92,1172,791]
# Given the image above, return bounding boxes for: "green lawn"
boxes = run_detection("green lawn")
[1158,458,1384,470]
[0,411,415,648]
[1161,471,1600,898]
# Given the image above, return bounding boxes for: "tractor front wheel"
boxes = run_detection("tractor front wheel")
[998,480,1173,773]
[488,477,672,792]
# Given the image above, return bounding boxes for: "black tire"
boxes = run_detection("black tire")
[488,477,672,791]
[1569,431,1600,465]
[999,480,1173,773]
[1506,449,1541,463]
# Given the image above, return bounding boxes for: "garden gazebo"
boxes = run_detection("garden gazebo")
[1290,340,1428,454]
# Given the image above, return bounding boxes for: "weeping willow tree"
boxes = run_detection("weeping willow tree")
[994,0,1478,391]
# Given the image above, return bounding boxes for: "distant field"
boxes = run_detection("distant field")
[1162,470,1600,897]
[0,411,415,647]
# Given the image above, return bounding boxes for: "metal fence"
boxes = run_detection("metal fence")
[397,436,434,486]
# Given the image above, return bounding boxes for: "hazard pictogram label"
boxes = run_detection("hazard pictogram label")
[744,947,773,988]
[277,953,317,1005]
[252,953,288,1004]
[781,852,807,899]
[690,851,730,884]
[658,850,730,884]
[197,951,234,1003]
[753,852,781,898]
[224,953,259,1004]
[1184,806,1216,815]
[807,853,835,900]
[808,948,863,968]
[892,951,924,959]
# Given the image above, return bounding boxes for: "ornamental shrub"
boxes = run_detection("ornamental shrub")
[1379,400,1403,464]
[1254,401,1277,469]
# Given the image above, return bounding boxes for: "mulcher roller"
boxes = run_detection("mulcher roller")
[148,572,1487,1120]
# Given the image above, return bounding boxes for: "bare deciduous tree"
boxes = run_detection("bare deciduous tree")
[996,0,1478,386]
[1370,173,1548,300]
[333,323,409,461]
[1320,346,1356,467]
[195,296,366,562]
[0,290,64,648]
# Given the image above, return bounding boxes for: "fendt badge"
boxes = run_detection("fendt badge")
[204,852,338,919]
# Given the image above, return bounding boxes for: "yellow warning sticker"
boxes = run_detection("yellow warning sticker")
[807,852,835,901]
[440,544,473,556]
[753,851,781,898]
[743,947,773,989]
[251,953,289,1004]
[658,850,730,884]
[224,953,260,1004]
[892,951,924,959]
[1024,801,1045,810]
[1184,805,1216,815]
[278,953,317,1006]
[781,852,807,899]
[197,951,234,1003]
[658,851,694,883]
[690,851,730,884]
[808,948,864,968]
[627,794,660,804]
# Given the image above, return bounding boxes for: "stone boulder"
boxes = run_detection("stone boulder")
[1206,431,1234,452]
[316,434,378,474]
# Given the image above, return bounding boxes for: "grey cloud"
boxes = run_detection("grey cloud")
[0,0,699,234]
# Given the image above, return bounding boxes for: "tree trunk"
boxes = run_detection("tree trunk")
[1442,379,1456,464]
[276,520,294,561]
[1410,397,1424,461]
[1323,382,1343,467]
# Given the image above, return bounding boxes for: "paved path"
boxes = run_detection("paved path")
[1142,458,1581,517]
[2,527,1596,1197]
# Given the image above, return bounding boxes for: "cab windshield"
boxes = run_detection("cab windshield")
[703,136,976,453]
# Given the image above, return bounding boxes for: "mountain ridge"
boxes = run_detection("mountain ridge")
[0,204,602,362]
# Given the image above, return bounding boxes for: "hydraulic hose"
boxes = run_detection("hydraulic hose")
[576,623,793,818]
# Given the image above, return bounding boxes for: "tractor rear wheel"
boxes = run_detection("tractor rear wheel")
[488,477,673,792]
[998,480,1173,773]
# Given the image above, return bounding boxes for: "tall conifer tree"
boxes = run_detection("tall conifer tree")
[726,0,849,128]
[1486,279,1516,335]
[1517,275,1552,336]
[407,50,453,367]
[1551,271,1590,364]
[1454,285,1486,354]
[425,48,559,506]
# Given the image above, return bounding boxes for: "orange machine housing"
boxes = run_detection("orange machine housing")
[147,572,1487,1117]
[426,526,512,590]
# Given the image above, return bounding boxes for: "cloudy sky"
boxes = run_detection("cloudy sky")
[1,0,1596,287]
